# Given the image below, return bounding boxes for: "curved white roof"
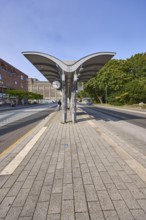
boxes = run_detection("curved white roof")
[22,51,116,97]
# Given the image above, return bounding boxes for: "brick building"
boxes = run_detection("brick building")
[0,58,28,104]
[28,78,62,101]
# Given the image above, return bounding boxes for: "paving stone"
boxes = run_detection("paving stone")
[5,206,22,220]
[113,200,134,220]
[29,180,43,196]
[64,166,72,174]
[50,157,58,165]
[18,217,32,220]
[7,181,23,197]
[87,161,95,168]
[126,182,146,199]
[84,184,98,201]
[39,185,51,202]
[113,163,123,171]
[105,183,116,190]
[104,210,119,220]
[55,169,64,179]
[36,169,47,181]
[47,164,56,174]
[82,172,93,185]
[100,158,111,167]
[97,190,114,211]
[100,172,113,184]
[13,188,30,207]
[74,191,88,212]
[72,167,81,178]
[61,200,74,220]
[24,159,37,172]
[111,176,127,190]
[44,172,55,186]
[89,166,99,177]
[119,189,140,209]
[3,175,18,188]
[63,172,72,183]
[0,196,15,218]
[47,214,60,220]
[92,176,105,191]
[20,195,38,217]
[0,176,9,188]
[105,166,118,177]
[17,170,30,182]
[12,166,25,176]
[56,162,64,170]
[52,179,63,193]
[88,201,101,213]
[131,209,146,220]
[73,178,84,192]
[0,188,9,203]
[80,164,89,173]
[22,175,35,189]
[137,199,146,213]
[96,163,106,172]
[90,212,105,220]
[118,171,132,183]
[33,201,49,220]
[120,164,135,175]
[62,183,73,200]
[75,213,89,220]
[140,188,146,197]
[107,188,122,201]
[29,162,42,176]
[129,175,146,188]
[48,193,62,214]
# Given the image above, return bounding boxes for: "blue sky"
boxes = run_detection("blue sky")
[0,0,146,80]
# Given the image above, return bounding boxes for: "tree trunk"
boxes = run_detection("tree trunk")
[97,96,103,104]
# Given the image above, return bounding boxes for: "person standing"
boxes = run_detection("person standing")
[57,100,61,110]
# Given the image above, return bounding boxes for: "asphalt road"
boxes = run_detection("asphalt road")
[0,105,57,154]
[78,104,146,155]
[80,105,146,129]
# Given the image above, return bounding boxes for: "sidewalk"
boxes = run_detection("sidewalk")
[0,110,146,220]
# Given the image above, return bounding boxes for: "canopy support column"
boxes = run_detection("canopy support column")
[71,72,77,123]
[62,71,67,123]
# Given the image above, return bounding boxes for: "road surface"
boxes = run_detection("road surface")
[0,104,57,154]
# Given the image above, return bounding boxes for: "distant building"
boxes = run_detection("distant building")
[0,58,28,104]
[28,78,62,100]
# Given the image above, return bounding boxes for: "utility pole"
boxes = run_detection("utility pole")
[105,85,108,104]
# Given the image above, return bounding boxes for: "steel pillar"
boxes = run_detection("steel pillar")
[62,72,67,123]
[71,72,77,123]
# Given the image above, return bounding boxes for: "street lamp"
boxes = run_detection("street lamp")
[105,84,108,104]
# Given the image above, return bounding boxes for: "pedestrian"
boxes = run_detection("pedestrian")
[57,100,61,110]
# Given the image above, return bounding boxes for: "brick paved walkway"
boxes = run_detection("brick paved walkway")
[0,110,146,220]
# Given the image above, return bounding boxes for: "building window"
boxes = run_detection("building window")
[21,75,24,80]
[0,74,2,80]
[15,81,17,85]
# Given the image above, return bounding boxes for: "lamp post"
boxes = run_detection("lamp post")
[105,84,108,104]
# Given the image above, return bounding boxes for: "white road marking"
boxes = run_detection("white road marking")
[0,127,47,175]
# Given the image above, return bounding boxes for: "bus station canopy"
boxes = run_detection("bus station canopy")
[22,52,116,97]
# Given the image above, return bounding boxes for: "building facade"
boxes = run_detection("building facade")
[0,58,28,104]
[28,78,62,101]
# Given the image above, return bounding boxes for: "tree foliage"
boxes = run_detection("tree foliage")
[5,89,43,102]
[83,52,146,105]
